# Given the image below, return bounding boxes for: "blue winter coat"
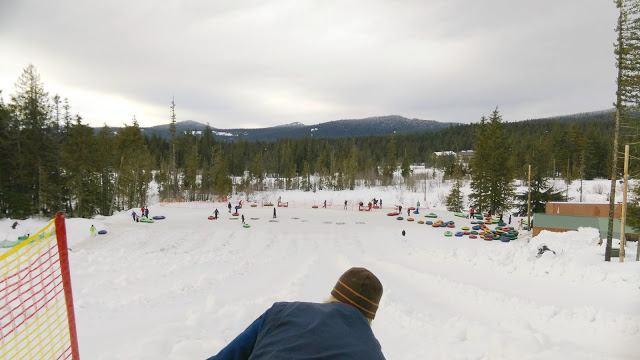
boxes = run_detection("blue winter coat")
[207,302,385,360]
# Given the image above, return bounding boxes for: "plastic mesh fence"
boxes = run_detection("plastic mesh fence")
[0,213,79,359]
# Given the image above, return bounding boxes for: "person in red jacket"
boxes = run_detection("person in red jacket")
[141,206,146,218]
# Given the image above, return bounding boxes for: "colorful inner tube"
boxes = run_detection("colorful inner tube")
[140,218,154,223]
[444,231,453,237]
[243,224,251,228]
[461,226,470,230]
[417,220,424,224]
[407,218,414,222]
[387,212,400,216]
[98,230,107,235]
[208,216,216,220]
[312,205,319,208]
[455,232,464,237]
[232,213,240,216]
[469,235,478,239]
[152,216,165,220]
[425,221,433,225]
[396,217,404,220]
[425,213,437,218]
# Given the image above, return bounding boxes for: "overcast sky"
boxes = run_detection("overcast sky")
[0,0,619,129]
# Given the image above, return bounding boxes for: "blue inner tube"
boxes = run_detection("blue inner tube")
[152,216,165,220]
[98,230,107,235]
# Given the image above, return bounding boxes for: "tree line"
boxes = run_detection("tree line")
[0,64,637,220]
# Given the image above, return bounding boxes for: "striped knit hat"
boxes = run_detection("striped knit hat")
[331,267,383,320]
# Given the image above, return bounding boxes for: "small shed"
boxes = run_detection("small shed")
[532,213,637,241]
[545,202,622,218]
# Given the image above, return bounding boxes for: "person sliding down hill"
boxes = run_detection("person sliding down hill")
[205,267,386,360]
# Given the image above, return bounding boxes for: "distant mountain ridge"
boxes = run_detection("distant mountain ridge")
[101,115,458,141]
[95,110,617,141]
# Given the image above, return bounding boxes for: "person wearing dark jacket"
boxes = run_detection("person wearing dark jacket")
[206,267,386,360]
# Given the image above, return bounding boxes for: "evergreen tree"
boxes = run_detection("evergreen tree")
[469,109,516,215]
[607,0,640,260]
[515,139,564,215]
[445,180,464,212]
[401,150,410,179]
[212,146,232,196]
[383,133,397,185]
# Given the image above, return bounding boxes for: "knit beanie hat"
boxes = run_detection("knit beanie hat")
[331,267,383,320]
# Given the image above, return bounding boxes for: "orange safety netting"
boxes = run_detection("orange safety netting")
[0,214,79,359]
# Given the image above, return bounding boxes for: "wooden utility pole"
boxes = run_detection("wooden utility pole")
[620,145,629,262]
[527,164,531,232]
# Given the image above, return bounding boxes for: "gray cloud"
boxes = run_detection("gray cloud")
[0,0,618,128]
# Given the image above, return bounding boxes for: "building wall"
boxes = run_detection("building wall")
[545,203,621,218]
[532,227,577,237]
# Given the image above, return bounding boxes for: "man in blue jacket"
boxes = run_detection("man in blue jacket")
[206,267,385,359]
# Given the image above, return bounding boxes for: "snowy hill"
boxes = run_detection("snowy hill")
[1,177,638,359]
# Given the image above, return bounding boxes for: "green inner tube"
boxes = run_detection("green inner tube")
[396,217,404,220]
[140,218,154,223]
[444,231,453,237]
[243,224,251,228]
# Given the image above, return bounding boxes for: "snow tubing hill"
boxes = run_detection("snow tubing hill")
[98,230,107,235]
[140,218,154,223]
[152,216,165,220]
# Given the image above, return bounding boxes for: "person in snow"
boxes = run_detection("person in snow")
[141,206,146,217]
[407,208,410,216]
[228,202,232,213]
[398,205,402,214]
[273,208,277,219]
[241,214,245,224]
[508,214,512,224]
[11,221,18,229]
[235,205,240,213]
[402,230,406,236]
[323,200,327,208]
[214,209,219,219]
[90,225,96,237]
[344,200,348,209]
[206,267,385,360]
[470,207,475,218]
[536,244,556,258]
[131,211,137,222]
[145,207,149,218]
[379,199,382,207]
